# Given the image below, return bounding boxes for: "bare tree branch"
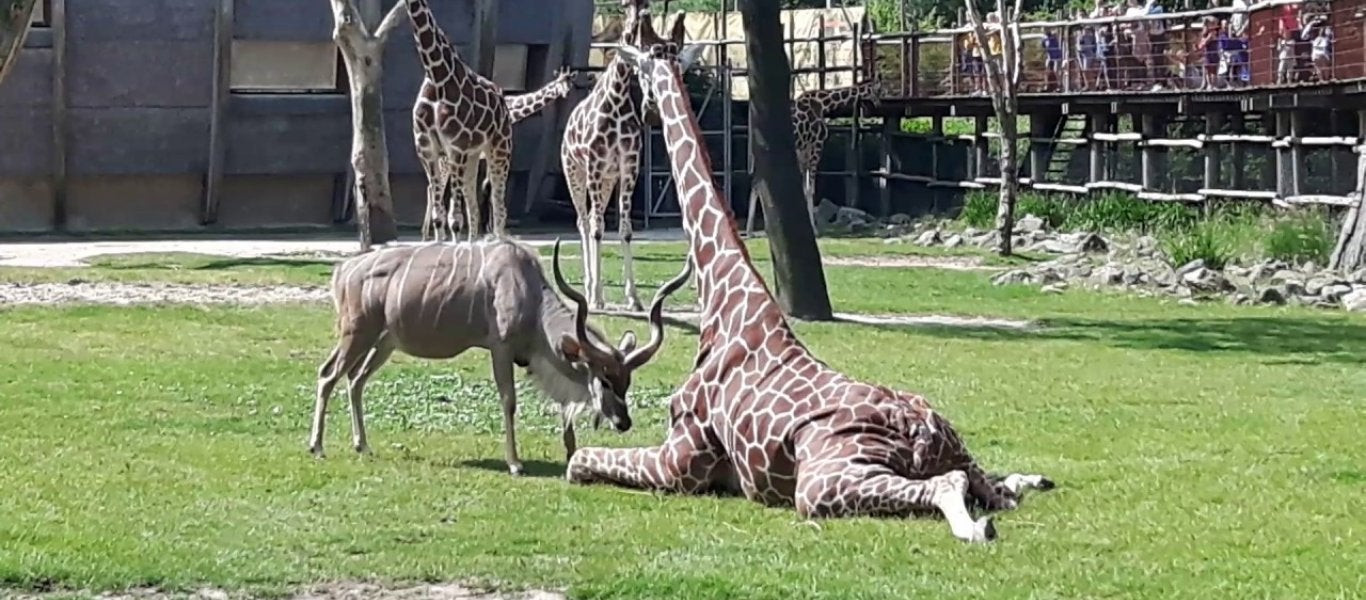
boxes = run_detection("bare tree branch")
[374,0,408,42]
[329,0,363,39]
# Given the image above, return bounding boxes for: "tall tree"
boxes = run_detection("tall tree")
[0,0,40,85]
[737,0,834,320]
[329,0,406,250]
[965,0,1022,256]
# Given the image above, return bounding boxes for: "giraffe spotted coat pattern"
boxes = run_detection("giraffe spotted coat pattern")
[565,30,1054,544]
[406,0,513,242]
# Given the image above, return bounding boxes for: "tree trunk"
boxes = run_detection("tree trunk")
[1330,150,1366,271]
[738,0,834,321]
[0,0,40,86]
[331,0,404,250]
[996,111,1018,256]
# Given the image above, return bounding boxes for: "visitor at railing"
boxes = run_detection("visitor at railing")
[1219,17,1251,88]
[1305,13,1333,83]
[1075,11,1100,91]
[1043,27,1064,91]
[1199,16,1222,89]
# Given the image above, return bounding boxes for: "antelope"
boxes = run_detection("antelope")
[309,237,692,475]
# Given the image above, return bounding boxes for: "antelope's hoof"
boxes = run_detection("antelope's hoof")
[353,443,370,455]
[508,462,524,477]
[960,517,997,544]
[308,444,325,459]
[1038,477,1057,491]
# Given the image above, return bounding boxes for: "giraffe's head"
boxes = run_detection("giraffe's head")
[617,5,706,111]
[549,240,692,433]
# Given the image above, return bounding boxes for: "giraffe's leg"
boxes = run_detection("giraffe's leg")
[417,144,445,242]
[585,185,609,310]
[562,156,592,298]
[455,154,482,241]
[444,155,466,239]
[803,167,818,232]
[487,132,513,238]
[344,333,395,455]
[566,412,723,494]
[795,457,996,543]
[967,466,1055,512]
[615,150,644,312]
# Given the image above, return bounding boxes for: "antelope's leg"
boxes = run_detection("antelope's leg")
[490,349,523,475]
[566,412,723,494]
[345,333,395,455]
[795,458,995,544]
[561,410,577,461]
[310,332,378,456]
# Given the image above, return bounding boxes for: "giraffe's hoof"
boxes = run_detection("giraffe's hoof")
[508,462,525,477]
[959,517,997,544]
[308,444,325,459]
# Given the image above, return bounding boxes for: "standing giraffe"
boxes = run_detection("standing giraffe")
[406,0,512,242]
[746,77,884,233]
[414,67,581,238]
[565,32,1055,544]
[559,7,702,311]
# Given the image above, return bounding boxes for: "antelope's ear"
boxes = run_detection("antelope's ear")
[678,44,706,72]
[559,335,584,362]
[669,12,687,46]
[618,331,638,354]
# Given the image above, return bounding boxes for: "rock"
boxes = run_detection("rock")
[992,270,1033,286]
[1322,284,1353,302]
[1090,264,1125,286]
[1270,269,1304,285]
[835,206,872,227]
[1041,283,1067,294]
[972,231,1001,249]
[1301,260,1317,273]
[1181,267,1233,293]
[1350,268,1366,284]
[1178,298,1200,307]
[1134,235,1161,256]
[888,213,913,225]
[815,198,840,224]
[964,227,980,237]
[1015,214,1046,233]
[1175,259,1206,279]
[914,230,942,246]
[1227,293,1251,306]
[1305,277,1335,296]
[1284,280,1307,297]
[942,234,964,249]
[1074,232,1109,253]
[1343,288,1366,312]
[1256,286,1288,305]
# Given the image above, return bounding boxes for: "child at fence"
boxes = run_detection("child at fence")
[1043,28,1064,91]
[1076,14,1099,91]
[1307,15,1333,82]
[1096,21,1116,91]
[1199,16,1222,89]
[1220,20,1250,88]
[961,32,984,94]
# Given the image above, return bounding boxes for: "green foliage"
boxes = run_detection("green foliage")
[1162,220,1238,270]
[959,190,998,229]
[1265,208,1336,265]
[1064,193,1199,233]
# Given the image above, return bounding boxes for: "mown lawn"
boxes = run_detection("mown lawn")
[1,240,1364,599]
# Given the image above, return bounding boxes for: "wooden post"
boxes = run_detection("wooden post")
[879,114,897,216]
[1203,111,1225,192]
[50,0,67,230]
[1331,110,1346,191]
[1229,111,1246,189]
[907,35,919,97]
[1089,111,1105,184]
[521,20,572,217]
[203,0,235,225]
[1276,111,1293,199]
[1140,113,1159,191]
[930,114,943,183]
[974,114,989,179]
[471,0,498,78]
[1029,112,1054,183]
[1290,110,1305,197]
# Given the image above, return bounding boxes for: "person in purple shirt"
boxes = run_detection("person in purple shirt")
[1042,28,1064,91]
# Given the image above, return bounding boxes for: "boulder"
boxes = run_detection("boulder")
[1350,268,1366,284]
[1041,283,1067,294]
[1090,264,1125,286]
[992,270,1033,286]
[1174,259,1206,279]
[835,206,872,227]
[1181,267,1234,293]
[1227,293,1251,306]
[914,230,942,246]
[888,213,913,225]
[1015,214,1046,233]
[1343,288,1366,312]
[1322,284,1353,302]
[815,198,841,224]
[1256,286,1288,305]
[943,234,964,249]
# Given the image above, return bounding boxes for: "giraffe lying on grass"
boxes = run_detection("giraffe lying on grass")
[564,5,1055,544]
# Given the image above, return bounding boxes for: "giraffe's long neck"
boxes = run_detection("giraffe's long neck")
[406,0,470,87]
[647,60,795,348]
[507,77,573,124]
[802,85,866,117]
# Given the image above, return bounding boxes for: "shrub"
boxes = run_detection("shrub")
[1163,221,1237,270]
[1265,209,1335,265]
[959,191,997,229]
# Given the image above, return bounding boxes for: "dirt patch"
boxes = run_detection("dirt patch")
[0,282,329,306]
[822,255,1001,271]
[6,582,565,600]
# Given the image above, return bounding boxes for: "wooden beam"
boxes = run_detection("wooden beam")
[1203,111,1224,192]
[973,114,988,180]
[1089,112,1105,184]
[50,0,66,230]
[1276,112,1293,199]
[1229,112,1245,189]
[1290,111,1305,197]
[202,0,235,225]
[521,20,572,218]
[878,115,896,216]
[471,0,497,77]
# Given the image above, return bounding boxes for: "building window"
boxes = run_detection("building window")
[493,44,530,92]
[30,0,50,28]
[230,40,343,94]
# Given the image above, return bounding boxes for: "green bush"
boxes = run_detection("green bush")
[1265,209,1335,265]
[1163,221,1237,270]
[959,191,998,229]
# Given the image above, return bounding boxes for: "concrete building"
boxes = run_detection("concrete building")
[0,0,594,233]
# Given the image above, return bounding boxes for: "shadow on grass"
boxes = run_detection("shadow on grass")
[905,316,1366,363]
[459,458,566,478]
[93,256,338,272]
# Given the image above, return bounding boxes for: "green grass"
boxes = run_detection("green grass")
[2,244,1365,599]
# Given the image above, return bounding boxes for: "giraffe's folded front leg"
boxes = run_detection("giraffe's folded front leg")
[796,459,996,543]
[967,465,1056,512]
[566,415,722,495]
